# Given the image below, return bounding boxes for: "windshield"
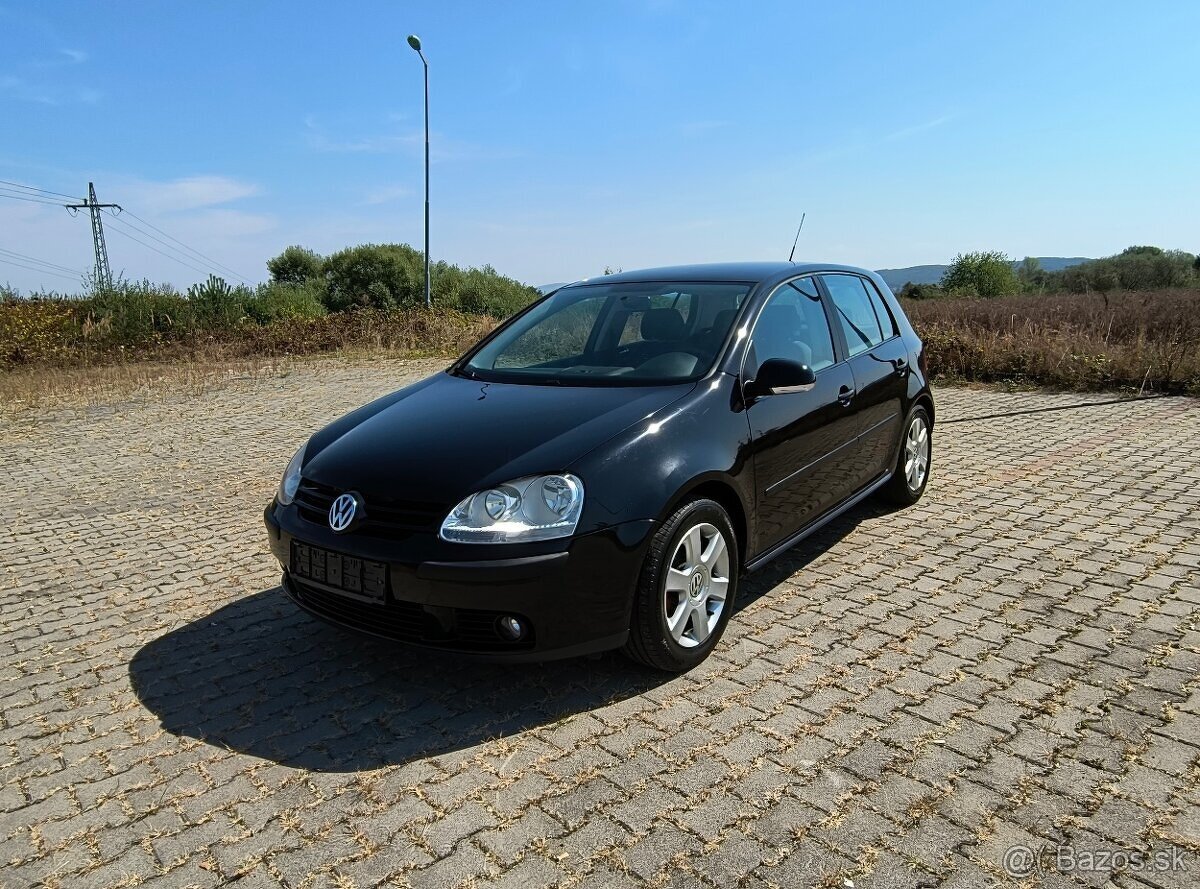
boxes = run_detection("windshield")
[461,281,751,385]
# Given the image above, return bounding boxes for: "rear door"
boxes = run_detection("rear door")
[819,273,909,487]
[744,276,860,551]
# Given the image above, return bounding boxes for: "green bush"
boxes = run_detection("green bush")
[187,275,252,328]
[322,243,424,311]
[941,251,1019,297]
[897,282,946,300]
[266,245,323,285]
[245,281,327,324]
[436,263,538,317]
[86,280,191,341]
[1052,246,1197,293]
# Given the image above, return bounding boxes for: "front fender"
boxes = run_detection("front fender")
[569,374,755,538]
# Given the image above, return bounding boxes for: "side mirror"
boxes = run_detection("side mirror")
[746,358,817,398]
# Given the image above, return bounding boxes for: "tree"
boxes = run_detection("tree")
[941,251,1018,297]
[266,246,323,285]
[1016,256,1048,292]
[321,243,424,311]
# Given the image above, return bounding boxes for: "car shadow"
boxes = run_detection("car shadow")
[129,586,672,772]
[129,500,894,773]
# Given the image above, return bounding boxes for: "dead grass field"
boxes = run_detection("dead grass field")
[904,288,1200,394]
[4,288,1198,412]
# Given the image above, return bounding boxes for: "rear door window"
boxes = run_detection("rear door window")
[821,274,884,358]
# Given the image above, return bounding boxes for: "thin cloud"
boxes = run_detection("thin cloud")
[116,175,262,214]
[2,47,95,104]
[303,115,521,162]
[362,185,412,205]
[0,75,57,105]
[885,115,953,142]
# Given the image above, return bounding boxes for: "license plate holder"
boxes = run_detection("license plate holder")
[291,542,387,601]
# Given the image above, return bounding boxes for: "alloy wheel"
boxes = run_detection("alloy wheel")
[662,522,730,648]
[904,414,930,491]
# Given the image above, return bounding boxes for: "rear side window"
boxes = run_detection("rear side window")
[822,274,884,357]
[863,280,899,338]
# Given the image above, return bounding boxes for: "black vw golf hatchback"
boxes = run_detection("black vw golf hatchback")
[264,263,933,671]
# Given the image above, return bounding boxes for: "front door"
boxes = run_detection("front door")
[745,277,861,552]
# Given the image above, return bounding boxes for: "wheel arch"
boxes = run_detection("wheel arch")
[655,475,750,569]
[914,392,935,425]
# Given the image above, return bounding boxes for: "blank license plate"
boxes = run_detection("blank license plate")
[291,542,387,600]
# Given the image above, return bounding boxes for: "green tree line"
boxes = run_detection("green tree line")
[900,246,1200,299]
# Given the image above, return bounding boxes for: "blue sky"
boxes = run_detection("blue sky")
[2,0,1198,292]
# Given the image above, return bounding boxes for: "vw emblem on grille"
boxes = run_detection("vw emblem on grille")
[328,493,360,533]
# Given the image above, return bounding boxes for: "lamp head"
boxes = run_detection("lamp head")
[407,35,422,52]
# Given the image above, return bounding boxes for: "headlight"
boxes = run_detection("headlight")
[276,443,307,506]
[440,473,584,543]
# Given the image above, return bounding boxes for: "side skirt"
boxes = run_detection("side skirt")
[744,471,892,573]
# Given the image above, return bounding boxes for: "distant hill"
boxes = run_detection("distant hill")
[876,257,1091,290]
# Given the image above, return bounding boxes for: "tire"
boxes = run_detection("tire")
[623,498,739,672]
[883,404,932,506]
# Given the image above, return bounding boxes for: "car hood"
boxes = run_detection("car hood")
[302,371,694,505]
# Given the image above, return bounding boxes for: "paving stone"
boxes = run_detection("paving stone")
[3,370,1199,888]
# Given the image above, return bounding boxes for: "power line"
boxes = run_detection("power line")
[105,222,214,277]
[0,189,68,207]
[65,183,119,289]
[0,246,85,276]
[0,255,83,282]
[1,177,255,287]
[0,178,83,201]
[106,211,251,285]
[120,209,252,284]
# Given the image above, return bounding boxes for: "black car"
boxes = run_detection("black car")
[264,262,933,671]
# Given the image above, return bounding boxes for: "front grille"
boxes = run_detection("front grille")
[289,579,535,651]
[294,479,444,537]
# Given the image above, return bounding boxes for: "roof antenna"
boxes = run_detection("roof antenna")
[788,213,806,263]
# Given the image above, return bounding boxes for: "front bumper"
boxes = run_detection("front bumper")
[264,501,654,661]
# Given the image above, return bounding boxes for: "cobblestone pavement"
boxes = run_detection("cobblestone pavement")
[3,359,1199,889]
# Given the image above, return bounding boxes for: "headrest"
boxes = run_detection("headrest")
[759,303,800,329]
[641,308,685,341]
[711,309,736,333]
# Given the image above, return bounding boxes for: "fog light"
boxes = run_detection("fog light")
[497,615,525,641]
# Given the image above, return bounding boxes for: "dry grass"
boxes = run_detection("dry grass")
[5,289,1199,412]
[0,302,498,368]
[0,358,301,415]
[0,306,499,414]
[904,288,1200,393]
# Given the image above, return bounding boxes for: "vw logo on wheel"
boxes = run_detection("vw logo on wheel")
[328,493,361,533]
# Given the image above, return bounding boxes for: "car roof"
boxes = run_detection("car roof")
[577,261,877,286]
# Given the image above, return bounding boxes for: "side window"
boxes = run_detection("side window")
[863,280,899,339]
[747,277,836,375]
[822,274,884,357]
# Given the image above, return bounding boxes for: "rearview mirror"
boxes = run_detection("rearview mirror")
[746,358,817,398]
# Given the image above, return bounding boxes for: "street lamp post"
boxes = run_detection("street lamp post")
[407,34,431,308]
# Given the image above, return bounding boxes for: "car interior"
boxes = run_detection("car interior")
[476,284,752,381]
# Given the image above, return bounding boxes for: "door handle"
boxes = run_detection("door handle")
[894,357,909,375]
[838,385,855,406]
